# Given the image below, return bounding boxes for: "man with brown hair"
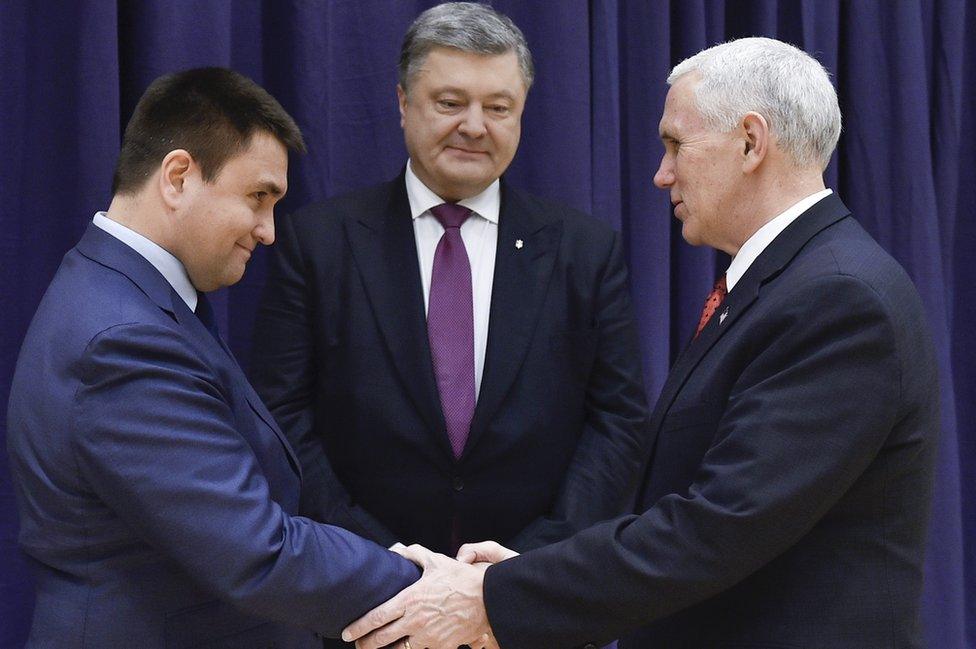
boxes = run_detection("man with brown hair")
[6,67,418,648]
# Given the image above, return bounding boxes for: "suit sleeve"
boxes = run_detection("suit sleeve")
[508,230,651,551]
[483,274,904,648]
[250,211,398,547]
[71,323,418,638]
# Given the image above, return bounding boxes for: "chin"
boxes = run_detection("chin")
[680,224,703,247]
[437,178,492,201]
[226,270,247,287]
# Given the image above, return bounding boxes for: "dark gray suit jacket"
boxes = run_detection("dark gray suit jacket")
[250,173,650,555]
[483,194,939,649]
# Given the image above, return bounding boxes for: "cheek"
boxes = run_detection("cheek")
[494,122,520,150]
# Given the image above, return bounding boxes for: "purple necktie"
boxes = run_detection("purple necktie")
[428,203,475,459]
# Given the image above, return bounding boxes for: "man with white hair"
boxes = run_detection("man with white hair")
[343,36,939,649]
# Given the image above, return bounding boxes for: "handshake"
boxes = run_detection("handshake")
[341,541,520,649]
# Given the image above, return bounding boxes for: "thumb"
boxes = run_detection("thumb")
[457,540,519,564]
[391,543,438,568]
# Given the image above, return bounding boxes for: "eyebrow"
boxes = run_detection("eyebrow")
[484,90,518,102]
[434,86,518,102]
[255,180,285,198]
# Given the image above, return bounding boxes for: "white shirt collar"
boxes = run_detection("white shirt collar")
[404,160,500,224]
[92,212,198,311]
[726,189,833,292]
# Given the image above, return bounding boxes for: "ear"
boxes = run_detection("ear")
[158,149,194,210]
[740,112,769,174]
[396,85,408,128]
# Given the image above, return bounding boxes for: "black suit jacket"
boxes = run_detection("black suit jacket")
[250,173,649,555]
[483,194,939,649]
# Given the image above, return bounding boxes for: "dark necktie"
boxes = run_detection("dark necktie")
[694,275,728,338]
[194,292,221,342]
[427,203,475,459]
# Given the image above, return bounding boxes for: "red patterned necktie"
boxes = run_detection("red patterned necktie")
[694,275,728,338]
[427,203,475,458]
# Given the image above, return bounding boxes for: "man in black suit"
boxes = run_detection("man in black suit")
[250,0,648,619]
[344,36,939,649]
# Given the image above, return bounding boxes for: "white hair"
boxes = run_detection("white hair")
[668,37,841,169]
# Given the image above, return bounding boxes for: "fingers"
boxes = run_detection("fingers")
[348,545,490,649]
[342,591,407,643]
[487,634,502,649]
[390,542,437,567]
[351,614,413,649]
[456,540,519,564]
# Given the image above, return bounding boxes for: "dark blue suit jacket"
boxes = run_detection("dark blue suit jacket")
[6,224,419,648]
[250,174,650,555]
[483,195,940,649]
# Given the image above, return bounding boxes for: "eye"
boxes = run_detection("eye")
[488,104,511,116]
[252,191,268,202]
[437,99,462,111]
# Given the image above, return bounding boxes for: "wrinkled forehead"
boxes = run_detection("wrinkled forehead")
[659,75,705,137]
[410,47,527,97]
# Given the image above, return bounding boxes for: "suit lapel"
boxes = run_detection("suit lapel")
[464,183,561,458]
[241,376,303,479]
[344,177,452,455]
[76,223,177,318]
[170,291,304,479]
[78,224,303,479]
[648,194,854,436]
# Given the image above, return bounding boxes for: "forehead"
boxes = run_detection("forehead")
[412,46,526,97]
[216,131,288,188]
[659,75,707,136]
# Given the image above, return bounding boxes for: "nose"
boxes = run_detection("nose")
[255,209,275,246]
[458,104,487,138]
[653,153,674,189]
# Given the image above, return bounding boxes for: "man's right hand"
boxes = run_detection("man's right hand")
[456,541,519,565]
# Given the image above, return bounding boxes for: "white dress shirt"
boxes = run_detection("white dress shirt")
[405,161,499,399]
[92,212,198,311]
[726,189,833,292]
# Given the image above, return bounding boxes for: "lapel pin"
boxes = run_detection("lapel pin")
[515,239,524,249]
[719,306,730,325]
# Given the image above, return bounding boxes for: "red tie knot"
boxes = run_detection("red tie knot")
[713,275,728,298]
[431,203,472,229]
[694,274,728,338]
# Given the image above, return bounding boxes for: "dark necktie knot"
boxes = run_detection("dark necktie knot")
[194,292,221,341]
[430,203,471,230]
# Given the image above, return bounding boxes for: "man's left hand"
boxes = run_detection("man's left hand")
[342,544,497,649]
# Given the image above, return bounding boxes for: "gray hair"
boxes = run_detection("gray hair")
[668,37,841,169]
[399,2,534,92]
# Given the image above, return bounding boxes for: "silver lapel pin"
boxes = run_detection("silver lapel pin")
[719,306,730,325]
[515,239,524,249]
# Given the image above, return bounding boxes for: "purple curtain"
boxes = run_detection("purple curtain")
[1,1,970,647]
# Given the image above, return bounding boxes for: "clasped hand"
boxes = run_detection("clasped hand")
[342,541,519,649]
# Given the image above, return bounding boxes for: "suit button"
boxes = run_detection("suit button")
[452,476,464,491]
[583,644,597,649]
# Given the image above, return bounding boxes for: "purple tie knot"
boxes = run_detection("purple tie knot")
[430,203,471,229]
